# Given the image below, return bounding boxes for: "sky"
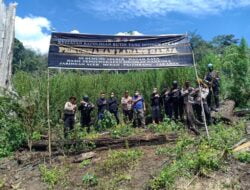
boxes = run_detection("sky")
[4,0,250,54]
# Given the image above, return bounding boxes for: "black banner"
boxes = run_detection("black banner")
[48,33,193,70]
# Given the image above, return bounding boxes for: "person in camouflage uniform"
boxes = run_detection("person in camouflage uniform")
[204,63,220,110]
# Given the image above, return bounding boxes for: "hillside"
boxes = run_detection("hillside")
[0,33,250,190]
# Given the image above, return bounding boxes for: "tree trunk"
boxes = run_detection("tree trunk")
[0,0,16,91]
[22,133,178,154]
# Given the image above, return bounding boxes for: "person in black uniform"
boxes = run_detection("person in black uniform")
[170,81,182,121]
[151,88,161,124]
[204,63,220,110]
[161,86,172,119]
[96,92,107,121]
[108,92,120,124]
[78,95,94,133]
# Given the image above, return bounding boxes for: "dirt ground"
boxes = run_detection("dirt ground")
[176,159,250,190]
[0,144,249,190]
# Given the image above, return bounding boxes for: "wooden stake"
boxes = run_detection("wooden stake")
[192,52,210,139]
[47,68,52,164]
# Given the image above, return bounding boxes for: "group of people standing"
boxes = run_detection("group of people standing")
[62,90,146,136]
[63,63,220,136]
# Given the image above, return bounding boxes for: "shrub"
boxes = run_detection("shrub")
[148,117,184,134]
[110,124,134,138]
[31,131,42,141]
[149,161,179,190]
[82,173,98,187]
[234,152,250,163]
[99,149,143,175]
[97,111,117,131]
[79,159,91,168]
[195,143,221,172]
[0,96,26,158]
[39,164,65,189]
[208,122,245,150]
[149,122,245,189]
[221,40,250,107]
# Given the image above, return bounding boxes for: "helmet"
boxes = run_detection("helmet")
[172,80,178,85]
[83,95,89,102]
[185,80,190,87]
[208,63,213,68]
[172,81,178,88]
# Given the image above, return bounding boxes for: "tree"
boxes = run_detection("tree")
[189,32,215,76]
[12,38,26,73]
[211,34,238,54]
[222,38,249,106]
[189,32,213,61]
[12,38,47,74]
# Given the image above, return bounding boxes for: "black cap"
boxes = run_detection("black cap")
[83,95,89,102]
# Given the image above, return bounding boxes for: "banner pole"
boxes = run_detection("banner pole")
[192,52,210,139]
[47,68,52,164]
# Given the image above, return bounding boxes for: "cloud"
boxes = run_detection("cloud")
[78,0,250,18]
[116,31,143,35]
[70,30,80,34]
[15,16,52,54]
[15,16,82,54]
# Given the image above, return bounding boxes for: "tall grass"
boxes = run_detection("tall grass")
[13,68,195,126]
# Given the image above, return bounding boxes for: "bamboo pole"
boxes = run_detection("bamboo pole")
[192,52,210,139]
[47,68,52,164]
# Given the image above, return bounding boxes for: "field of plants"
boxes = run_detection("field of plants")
[0,34,250,189]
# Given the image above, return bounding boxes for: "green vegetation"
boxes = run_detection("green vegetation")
[148,117,184,133]
[221,39,250,106]
[82,173,98,187]
[79,159,92,168]
[0,96,26,157]
[234,152,250,163]
[98,110,117,131]
[0,179,5,188]
[39,164,66,190]
[98,149,143,175]
[191,34,250,107]
[12,38,47,74]
[149,122,245,189]
[85,149,144,189]
[12,68,195,127]
[66,124,99,140]
[0,34,245,158]
[9,34,249,134]
[110,124,135,138]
